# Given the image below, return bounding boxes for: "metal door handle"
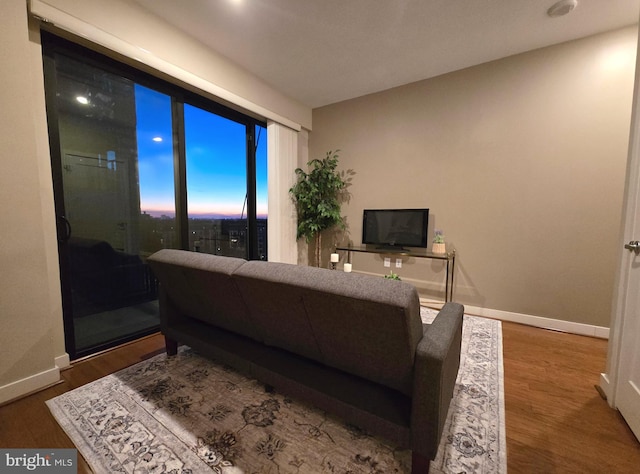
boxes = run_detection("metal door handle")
[625,240,640,252]
[58,215,72,242]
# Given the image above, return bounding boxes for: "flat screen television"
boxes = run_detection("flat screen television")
[362,208,429,250]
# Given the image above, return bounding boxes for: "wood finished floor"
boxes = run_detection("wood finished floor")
[502,321,640,473]
[1,322,639,473]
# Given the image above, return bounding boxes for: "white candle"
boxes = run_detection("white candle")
[343,263,352,273]
[330,253,339,263]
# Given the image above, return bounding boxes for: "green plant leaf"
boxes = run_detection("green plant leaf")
[289,150,350,262]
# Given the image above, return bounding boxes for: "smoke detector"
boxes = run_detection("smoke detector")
[547,0,578,18]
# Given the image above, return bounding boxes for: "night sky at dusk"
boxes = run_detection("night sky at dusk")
[135,85,267,219]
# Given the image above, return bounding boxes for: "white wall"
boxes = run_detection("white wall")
[30,0,311,131]
[310,27,638,333]
[1,0,310,403]
[0,0,63,404]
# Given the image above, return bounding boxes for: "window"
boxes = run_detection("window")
[42,32,267,358]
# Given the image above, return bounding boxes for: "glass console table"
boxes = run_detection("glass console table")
[335,245,456,302]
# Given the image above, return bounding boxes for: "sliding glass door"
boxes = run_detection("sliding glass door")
[42,32,267,359]
[44,49,176,358]
[183,104,268,260]
[184,104,248,257]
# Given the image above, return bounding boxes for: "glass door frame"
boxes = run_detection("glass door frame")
[176,96,264,260]
[42,31,267,359]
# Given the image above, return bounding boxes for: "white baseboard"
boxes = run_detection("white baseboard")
[0,366,60,406]
[55,353,71,370]
[465,304,609,339]
[354,271,609,339]
[421,299,609,339]
[373,272,609,339]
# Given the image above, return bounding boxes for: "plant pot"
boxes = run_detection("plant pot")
[432,242,446,254]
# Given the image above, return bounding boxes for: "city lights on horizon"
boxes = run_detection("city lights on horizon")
[142,209,267,220]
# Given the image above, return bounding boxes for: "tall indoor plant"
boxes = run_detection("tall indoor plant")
[290,150,348,266]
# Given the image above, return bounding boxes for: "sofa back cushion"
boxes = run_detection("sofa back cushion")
[233,261,423,395]
[148,249,260,340]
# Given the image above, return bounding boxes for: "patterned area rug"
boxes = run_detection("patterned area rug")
[47,309,505,473]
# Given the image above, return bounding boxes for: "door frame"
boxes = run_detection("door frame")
[41,41,78,357]
[601,22,640,418]
[41,31,268,359]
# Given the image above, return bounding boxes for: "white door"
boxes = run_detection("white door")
[615,237,640,441]
[604,25,640,441]
[613,134,640,440]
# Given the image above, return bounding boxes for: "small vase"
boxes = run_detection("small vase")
[432,242,446,254]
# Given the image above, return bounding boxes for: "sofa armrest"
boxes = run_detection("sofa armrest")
[410,302,464,460]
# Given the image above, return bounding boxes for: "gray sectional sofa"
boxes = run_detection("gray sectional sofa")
[147,248,464,473]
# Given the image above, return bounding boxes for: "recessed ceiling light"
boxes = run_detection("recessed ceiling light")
[76,96,89,105]
[547,0,578,18]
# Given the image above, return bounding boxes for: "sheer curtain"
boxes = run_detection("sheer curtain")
[267,122,301,264]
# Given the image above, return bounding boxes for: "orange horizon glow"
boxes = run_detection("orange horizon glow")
[142,199,267,219]
[142,208,267,219]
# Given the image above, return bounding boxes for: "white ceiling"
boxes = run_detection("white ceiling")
[133,0,640,108]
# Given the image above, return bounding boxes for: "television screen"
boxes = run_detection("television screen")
[362,209,429,249]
